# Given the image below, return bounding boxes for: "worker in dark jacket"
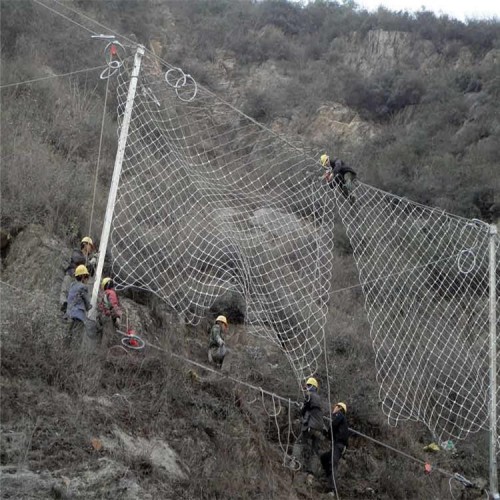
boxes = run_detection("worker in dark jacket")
[65,265,92,347]
[320,402,349,491]
[293,377,325,475]
[320,154,357,202]
[60,236,96,314]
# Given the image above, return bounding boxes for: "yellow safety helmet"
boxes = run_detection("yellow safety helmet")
[320,154,330,168]
[74,264,89,277]
[101,277,112,290]
[335,402,347,413]
[215,315,228,326]
[81,236,93,246]
[305,377,318,389]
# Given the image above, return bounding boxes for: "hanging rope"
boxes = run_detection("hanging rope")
[88,74,110,236]
[322,301,340,500]
[88,40,128,236]
[260,389,282,418]
[0,65,107,89]
[0,279,479,493]
[142,336,477,491]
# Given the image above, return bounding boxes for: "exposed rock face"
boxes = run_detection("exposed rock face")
[306,102,378,146]
[481,48,500,67]
[100,428,187,480]
[332,29,438,76]
[2,224,68,297]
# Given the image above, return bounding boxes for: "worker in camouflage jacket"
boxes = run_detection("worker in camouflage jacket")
[208,315,228,368]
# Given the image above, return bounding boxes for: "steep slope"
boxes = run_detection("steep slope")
[0,225,488,499]
[0,1,497,498]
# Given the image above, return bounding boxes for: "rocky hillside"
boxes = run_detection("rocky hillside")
[1,225,489,499]
[1,1,498,498]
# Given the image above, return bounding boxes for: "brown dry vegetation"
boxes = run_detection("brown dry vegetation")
[1,0,497,498]
[0,225,489,499]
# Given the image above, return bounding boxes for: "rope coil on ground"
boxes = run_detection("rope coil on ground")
[115,329,146,350]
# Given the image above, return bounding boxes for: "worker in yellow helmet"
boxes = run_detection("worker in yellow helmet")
[292,377,325,479]
[60,236,97,315]
[95,277,123,348]
[65,265,92,347]
[320,402,349,492]
[98,277,122,329]
[320,153,357,204]
[208,315,228,368]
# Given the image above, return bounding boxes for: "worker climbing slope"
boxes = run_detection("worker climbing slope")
[321,402,349,492]
[208,315,228,368]
[60,236,97,314]
[98,277,122,346]
[320,154,357,203]
[293,377,326,478]
[65,265,92,347]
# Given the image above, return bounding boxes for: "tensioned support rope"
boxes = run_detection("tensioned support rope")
[88,69,111,236]
[0,279,479,490]
[144,339,299,408]
[0,65,107,89]
[143,338,477,489]
[32,0,98,36]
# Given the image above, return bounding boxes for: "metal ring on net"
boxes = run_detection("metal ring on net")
[458,218,484,249]
[100,41,125,80]
[100,60,122,80]
[457,249,477,274]
[175,74,197,102]
[165,67,186,88]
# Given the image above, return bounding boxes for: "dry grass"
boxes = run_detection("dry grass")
[0,227,489,499]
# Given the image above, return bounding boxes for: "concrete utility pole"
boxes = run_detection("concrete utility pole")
[89,44,145,320]
[489,223,499,500]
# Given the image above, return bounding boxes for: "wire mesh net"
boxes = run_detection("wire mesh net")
[333,184,499,444]
[107,47,498,444]
[109,51,335,383]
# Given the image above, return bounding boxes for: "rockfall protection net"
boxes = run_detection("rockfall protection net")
[333,185,499,445]
[108,50,336,383]
[106,47,498,444]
